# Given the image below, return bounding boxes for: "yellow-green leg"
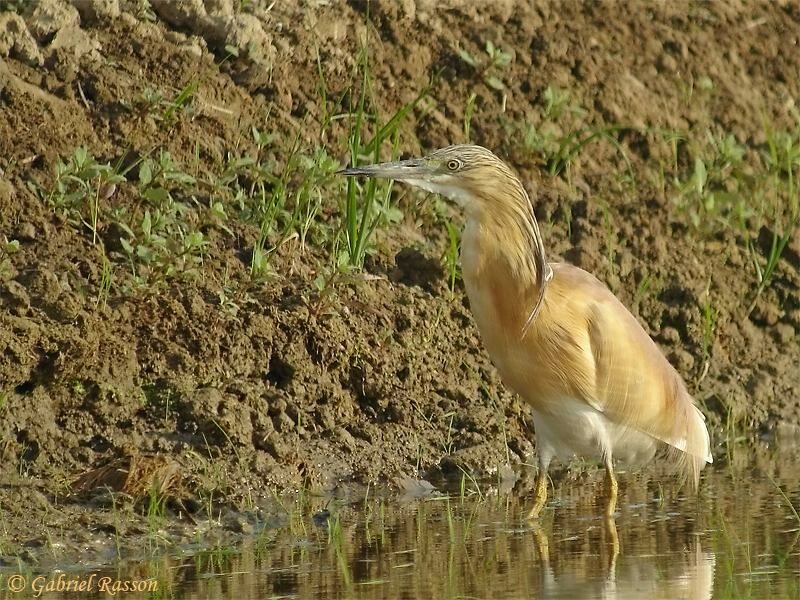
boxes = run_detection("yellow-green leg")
[531,521,550,563]
[604,514,619,577]
[527,467,549,519]
[603,458,618,518]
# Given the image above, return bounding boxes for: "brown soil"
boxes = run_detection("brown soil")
[1,0,798,564]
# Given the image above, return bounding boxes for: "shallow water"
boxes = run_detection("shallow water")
[2,445,800,599]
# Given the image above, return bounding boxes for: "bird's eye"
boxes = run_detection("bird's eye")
[447,159,462,171]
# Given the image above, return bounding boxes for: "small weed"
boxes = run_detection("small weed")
[138,86,164,113]
[457,39,514,93]
[146,482,167,523]
[118,150,207,282]
[548,125,635,182]
[34,146,126,241]
[463,91,478,141]
[541,84,572,120]
[671,117,800,304]
[131,0,157,21]
[0,236,19,279]
[768,475,800,524]
[633,271,653,314]
[747,118,800,310]
[698,286,719,382]
[443,412,456,456]
[445,498,456,545]
[327,512,352,590]
[520,122,559,158]
[96,251,114,310]
[133,80,197,125]
[0,0,26,12]
[599,200,617,280]
[482,382,511,465]
[70,380,86,397]
[457,465,484,501]
[162,80,198,125]
[443,219,461,293]
[142,384,174,421]
[342,14,427,269]
[672,130,749,231]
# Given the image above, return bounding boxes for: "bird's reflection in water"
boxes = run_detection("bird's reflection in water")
[530,513,715,600]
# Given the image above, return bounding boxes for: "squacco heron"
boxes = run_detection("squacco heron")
[340,144,712,517]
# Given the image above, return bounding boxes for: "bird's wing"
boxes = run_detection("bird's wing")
[580,290,712,467]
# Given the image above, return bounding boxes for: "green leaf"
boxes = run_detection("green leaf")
[141,210,152,238]
[456,47,478,68]
[495,50,513,67]
[165,171,195,185]
[139,159,153,186]
[119,238,134,254]
[484,76,505,91]
[74,146,88,168]
[693,158,707,193]
[251,126,276,147]
[142,187,170,204]
[210,201,227,220]
[136,245,154,262]
[185,231,206,250]
[251,247,265,272]
[383,206,403,223]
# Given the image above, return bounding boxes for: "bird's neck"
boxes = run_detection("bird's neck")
[461,205,545,327]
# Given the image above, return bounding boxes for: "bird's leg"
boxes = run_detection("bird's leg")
[603,515,619,580]
[528,471,548,519]
[527,458,550,519]
[603,457,618,518]
[531,521,550,563]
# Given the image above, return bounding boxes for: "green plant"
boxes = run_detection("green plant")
[443,219,461,292]
[746,119,800,310]
[134,80,197,124]
[457,40,513,92]
[145,481,169,551]
[698,287,718,381]
[138,86,164,113]
[327,512,352,590]
[36,146,126,242]
[70,380,86,397]
[541,84,571,120]
[463,91,478,141]
[131,0,157,21]
[117,150,208,283]
[0,237,19,279]
[548,125,635,181]
[342,16,427,269]
[520,122,559,158]
[96,252,114,310]
[769,475,800,524]
[162,80,197,124]
[599,200,617,279]
[672,131,749,230]
[671,118,800,304]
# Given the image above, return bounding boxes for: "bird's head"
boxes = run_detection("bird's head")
[340,143,549,333]
[338,144,520,212]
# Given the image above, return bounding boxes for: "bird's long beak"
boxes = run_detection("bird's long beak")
[337,158,431,181]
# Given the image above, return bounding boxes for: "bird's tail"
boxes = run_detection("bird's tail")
[664,398,713,490]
